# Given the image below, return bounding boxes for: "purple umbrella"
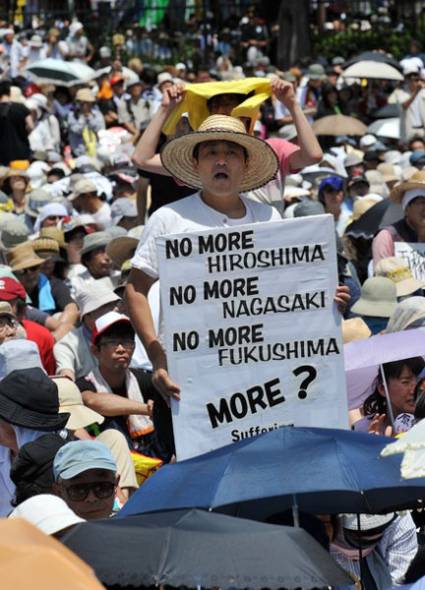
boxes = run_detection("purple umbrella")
[345,329,425,411]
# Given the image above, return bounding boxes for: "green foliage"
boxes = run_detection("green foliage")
[313,28,415,60]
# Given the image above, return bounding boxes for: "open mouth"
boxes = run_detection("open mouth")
[214,171,229,180]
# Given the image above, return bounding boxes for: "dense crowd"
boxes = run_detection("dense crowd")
[3,11,425,590]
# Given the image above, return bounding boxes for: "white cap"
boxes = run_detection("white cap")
[9,494,85,534]
[175,62,186,70]
[157,72,173,86]
[360,134,377,149]
[342,513,395,531]
[92,311,132,344]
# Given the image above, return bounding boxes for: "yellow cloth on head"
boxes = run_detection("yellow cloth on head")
[162,78,272,136]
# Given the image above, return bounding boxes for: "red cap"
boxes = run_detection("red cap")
[0,277,27,301]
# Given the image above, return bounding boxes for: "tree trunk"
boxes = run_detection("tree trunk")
[277,0,311,70]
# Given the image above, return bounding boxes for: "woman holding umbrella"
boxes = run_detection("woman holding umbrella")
[353,356,425,434]
[373,170,425,265]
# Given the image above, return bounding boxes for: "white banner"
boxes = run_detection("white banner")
[394,242,425,281]
[157,215,348,460]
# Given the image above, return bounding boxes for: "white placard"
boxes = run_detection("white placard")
[394,242,425,281]
[157,215,348,460]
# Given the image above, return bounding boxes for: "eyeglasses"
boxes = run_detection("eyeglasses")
[100,338,135,349]
[63,481,115,501]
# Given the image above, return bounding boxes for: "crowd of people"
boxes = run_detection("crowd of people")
[2,9,425,590]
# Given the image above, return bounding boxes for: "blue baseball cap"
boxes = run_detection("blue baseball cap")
[53,440,117,481]
[319,176,344,192]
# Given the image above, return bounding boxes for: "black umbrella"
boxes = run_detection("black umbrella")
[345,51,402,72]
[345,199,403,239]
[63,509,353,589]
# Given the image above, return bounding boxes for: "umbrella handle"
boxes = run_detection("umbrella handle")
[379,364,395,428]
[291,495,300,527]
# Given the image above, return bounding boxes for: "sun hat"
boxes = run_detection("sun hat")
[0,367,69,431]
[40,226,66,249]
[283,186,310,202]
[160,115,278,192]
[75,282,120,318]
[80,231,110,258]
[351,276,397,318]
[332,56,345,66]
[33,202,68,233]
[351,195,382,222]
[54,377,104,430]
[307,64,326,80]
[376,163,400,184]
[0,218,30,250]
[342,513,395,532]
[360,134,377,149]
[0,340,43,380]
[92,310,133,345]
[69,21,83,35]
[157,71,173,87]
[344,153,364,168]
[390,170,425,204]
[383,150,402,165]
[7,242,44,272]
[70,178,97,201]
[106,224,143,268]
[29,35,43,48]
[0,277,26,301]
[385,296,425,333]
[342,318,371,343]
[278,123,298,141]
[25,188,52,218]
[31,237,60,260]
[374,256,424,297]
[75,88,95,103]
[53,440,117,481]
[99,46,111,58]
[9,494,85,534]
[10,433,70,492]
[110,198,137,225]
[0,301,15,320]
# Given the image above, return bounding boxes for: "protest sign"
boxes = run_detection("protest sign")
[394,242,425,281]
[157,215,348,460]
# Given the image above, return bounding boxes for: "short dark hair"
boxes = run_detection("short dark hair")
[0,80,11,98]
[96,321,135,347]
[192,141,248,161]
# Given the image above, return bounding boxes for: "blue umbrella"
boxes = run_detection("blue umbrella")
[118,427,425,520]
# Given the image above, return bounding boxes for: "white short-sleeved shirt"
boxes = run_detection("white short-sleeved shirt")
[131,192,281,279]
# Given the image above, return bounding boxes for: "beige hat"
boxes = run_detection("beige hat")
[31,237,60,260]
[70,178,97,201]
[342,317,371,343]
[7,242,44,272]
[376,163,399,184]
[0,301,15,320]
[351,195,382,221]
[374,256,424,297]
[75,88,95,103]
[106,225,144,268]
[160,115,279,192]
[351,276,397,318]
[40,226,66,249]
[54,377,104,430]
[390,170,425,202]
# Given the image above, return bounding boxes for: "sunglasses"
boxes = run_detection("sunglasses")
[64,481,115,501]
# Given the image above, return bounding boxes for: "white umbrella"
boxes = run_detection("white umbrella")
[342,61,404,81]
[26,58,96,87]
[368,117,400,139]
[381,420,425,479]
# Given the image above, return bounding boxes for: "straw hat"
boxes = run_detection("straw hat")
[40,226,66,249]
[374,256,424,297]
[31,237,60,260]
[351,195,382,221]
[75,88,95,103]
[160,115,278,192]
[390,170,425,202]
[7,242,44,272]
[342,318,371,343]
